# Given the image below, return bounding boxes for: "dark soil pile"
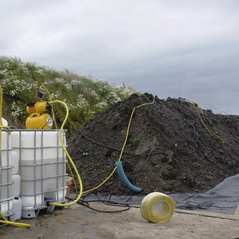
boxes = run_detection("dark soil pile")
[67,93,239,196]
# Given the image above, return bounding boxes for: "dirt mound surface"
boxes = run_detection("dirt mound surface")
[67,93,239,196]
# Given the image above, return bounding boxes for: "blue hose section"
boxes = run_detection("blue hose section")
[115,161,142,193]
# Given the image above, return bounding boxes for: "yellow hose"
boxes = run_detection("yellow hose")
[41,84,78,196]
[166,98,224,143]
[140,192,175,223]
[188,102,224,143]
[83,96,156,194]
[66,161,78,197]
[48,100,83,207]
[0,85,31,228]
[0,211,30,228]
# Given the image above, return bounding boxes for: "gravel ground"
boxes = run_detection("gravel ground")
[1,202,239,239]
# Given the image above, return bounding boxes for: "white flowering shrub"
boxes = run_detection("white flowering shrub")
[106,91,121,105]
[94,100,108,111]
[50,92,60,100]
[11,101,25,117]
[0,56,137,132]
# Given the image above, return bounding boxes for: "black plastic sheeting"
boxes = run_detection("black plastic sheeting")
[172,173,239,214]
[81,174,239,214]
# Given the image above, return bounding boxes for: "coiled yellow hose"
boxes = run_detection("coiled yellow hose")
[140,192,175,223]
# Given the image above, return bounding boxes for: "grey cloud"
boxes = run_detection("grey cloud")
[0,0,238,114]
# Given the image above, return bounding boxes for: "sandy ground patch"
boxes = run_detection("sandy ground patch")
[1,203,239,239]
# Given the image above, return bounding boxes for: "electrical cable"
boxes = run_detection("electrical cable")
[164,100,199,143]
[190,102,223,141]
[185,100,224,143]
[66,190,239,220]
[79,128,163,157]
[79,128,121,152]
[40,84,58,129]
[165,98,224,143]
[80,127,166,175]
[126,147,165,175]
[82,96,156,195]
[164,99,213,156]
[76,192,139,213]
[77,199,130,213]
[187,122,199,143]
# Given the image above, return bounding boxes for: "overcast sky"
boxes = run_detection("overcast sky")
[0,0,238,114]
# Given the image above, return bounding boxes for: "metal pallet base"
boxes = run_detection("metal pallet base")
[21,205,56,218]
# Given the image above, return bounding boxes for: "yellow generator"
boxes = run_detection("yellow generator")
[26,101,53,129]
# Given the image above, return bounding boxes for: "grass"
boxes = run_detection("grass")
[128,137,140,147]
[0,56,138,132]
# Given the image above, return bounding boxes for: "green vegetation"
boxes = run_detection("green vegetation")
[128,136,140,147]
[0,56,138,132]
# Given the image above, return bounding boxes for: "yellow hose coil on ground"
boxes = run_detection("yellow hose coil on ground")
[140,192,175,223]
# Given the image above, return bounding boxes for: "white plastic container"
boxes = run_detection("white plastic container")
[9,197,22,221]
[11,151,19,175]
[12,174,21,198]
[1,117,8,126]
[10,130,67,217]
[0,130,14,216]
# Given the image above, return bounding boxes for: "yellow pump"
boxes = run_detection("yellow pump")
[26,89,53,129]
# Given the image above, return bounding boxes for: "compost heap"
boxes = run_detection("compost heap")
[67,93,239,196]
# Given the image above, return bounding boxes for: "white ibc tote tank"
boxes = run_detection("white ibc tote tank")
[11,129,67,218]
[0,130,14,217]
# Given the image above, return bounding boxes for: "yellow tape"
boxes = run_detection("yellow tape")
[140,192,175,223]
